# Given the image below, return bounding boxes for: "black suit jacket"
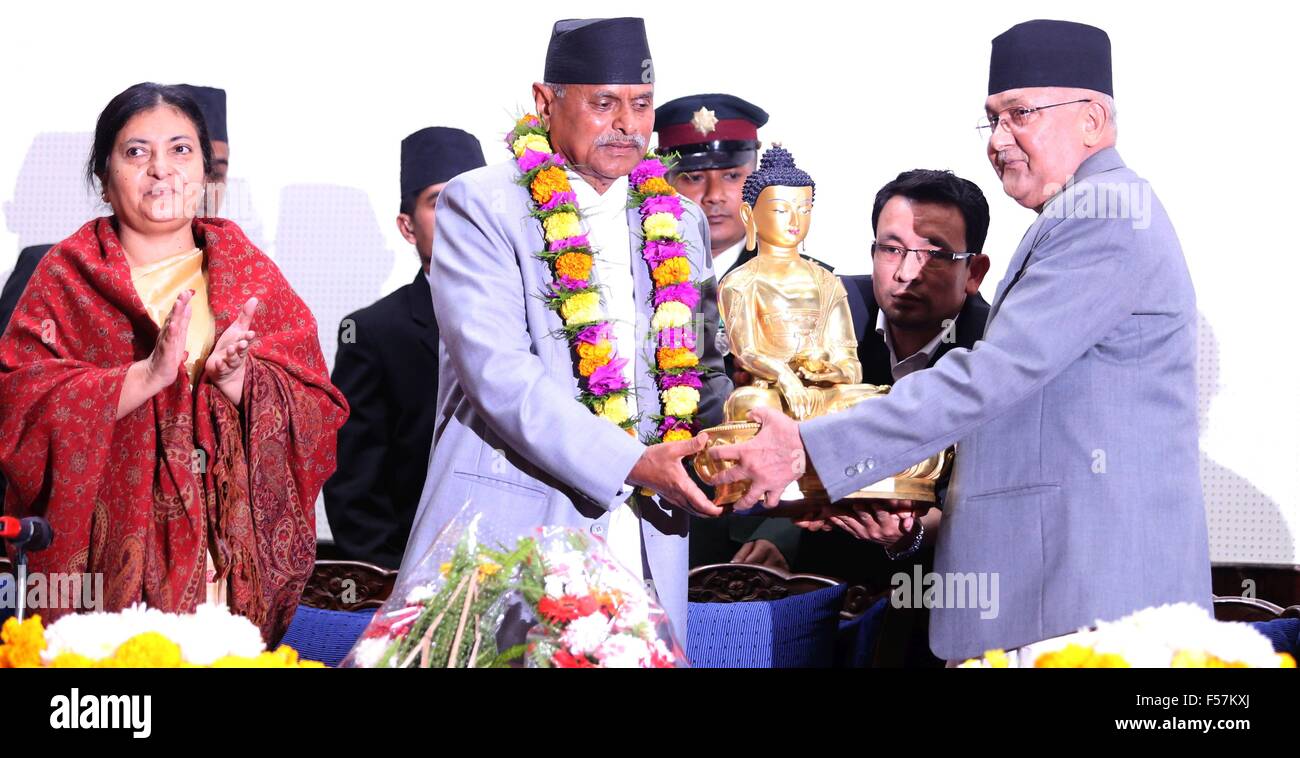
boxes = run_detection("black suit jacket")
[0,245,52,338]
[324,270,441,568]
[839,274,990,383]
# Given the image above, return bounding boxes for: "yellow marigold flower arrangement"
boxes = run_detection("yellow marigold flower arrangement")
[597,395,632,425]
[98,632,184,668]
[643,212,680,240]
[555,252,593,281]
[656,347,699,371]
[663,428,694,443]
[560,292,602,326]
[531,166,571,205]
[662,386,701,417]
[512,133,551,158]
[638,177,674,196]
[0,615,45,668]
[543,211,581,241]
[577,340,613,376]
[651,301,692,331]
[651,257,691,288]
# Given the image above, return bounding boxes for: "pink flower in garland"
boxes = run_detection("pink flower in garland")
[576,322,614,345]
[541,190,577,211]
[518,149,551,173]
[657,327,697,351]
[652,282,700,309]
[631,158,668,188]
[656,416,697,436]
[549,235,591,252]
[640,194,684,219]
[660,371,703,390]
[588,358,630,395]
[555,275,589,291]
[642,239,687,267]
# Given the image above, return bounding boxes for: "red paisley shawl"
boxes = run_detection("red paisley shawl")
[0,216,348,642]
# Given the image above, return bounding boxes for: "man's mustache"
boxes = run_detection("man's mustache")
[594,132,646,149]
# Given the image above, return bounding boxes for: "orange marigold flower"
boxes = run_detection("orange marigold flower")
[555,252,593,280]
[651,257,691,288]
[638,177,674,196]
[577,339,613,376]
[663,428,693,443]
[657,347,699,370]
[0,615,46,668]
[531,166,571,205]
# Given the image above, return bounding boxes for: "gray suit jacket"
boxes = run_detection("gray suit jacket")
[399,160,731,640]
[801,148,1211,660]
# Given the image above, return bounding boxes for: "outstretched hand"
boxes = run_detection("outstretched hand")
[627,432,723,518]
[707,406,806,511]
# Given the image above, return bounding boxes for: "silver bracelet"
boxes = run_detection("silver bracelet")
[883,521,925,560]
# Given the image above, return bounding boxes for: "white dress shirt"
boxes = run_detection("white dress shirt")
[875,309,958,382]
[711,239,745,281]
[569,171,643,580]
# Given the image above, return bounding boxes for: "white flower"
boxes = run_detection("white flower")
[560,612,612,657]
[595,633,654,668]
[352,637,390,669]
[41,603,264,666]
[651,301,692,331]
[406,585,436,604]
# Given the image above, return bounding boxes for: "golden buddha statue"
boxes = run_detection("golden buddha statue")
[694,146,950,506]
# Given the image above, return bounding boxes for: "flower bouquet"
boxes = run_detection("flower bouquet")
[345,512,684,668]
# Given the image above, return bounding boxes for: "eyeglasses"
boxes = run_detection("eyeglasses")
[871,242,974,266]
[975,98,1092,135]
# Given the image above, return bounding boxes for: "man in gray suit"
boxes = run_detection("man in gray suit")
[398,17,731,641]
[709,19,1211,661]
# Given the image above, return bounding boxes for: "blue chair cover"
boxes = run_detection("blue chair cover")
[686,584,847,668]
[279,605,377,667]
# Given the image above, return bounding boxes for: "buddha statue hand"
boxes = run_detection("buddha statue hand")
[795,357,853,385]
[777,375,819,419]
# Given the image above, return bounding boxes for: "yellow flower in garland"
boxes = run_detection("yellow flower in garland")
[512,133,551,158]
[1280,653,1296,668]
[543,211,582,242]
[531,166,571,205]
[477,560,502,579]
[651,301,692,331]
[49,652,96,668]
[577,339,613,376]
[651,257,691,289]
[656,347,699,370]
[597,395,632,425]
[638,177,674,196]
[560,292,602,325]
[555,252,593,281]
[662,386,700,417]
[643,212,680,241]
[0,615,45,668]
[102,632,183,668]
[663,428,693,443]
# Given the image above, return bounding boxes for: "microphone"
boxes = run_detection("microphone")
[0,515,53,551]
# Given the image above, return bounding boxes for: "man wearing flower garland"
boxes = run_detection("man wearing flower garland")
[709,19,1212,662]
[398,17,732,642]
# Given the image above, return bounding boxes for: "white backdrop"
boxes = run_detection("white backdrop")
[1,1,1297,563]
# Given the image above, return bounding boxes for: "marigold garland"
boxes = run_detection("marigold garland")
[507,114,708,443]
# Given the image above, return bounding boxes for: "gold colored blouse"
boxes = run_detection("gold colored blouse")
[130,247,216,387]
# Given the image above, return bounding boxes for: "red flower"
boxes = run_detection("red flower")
[553,649,596,668]
[538,595,580,623]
